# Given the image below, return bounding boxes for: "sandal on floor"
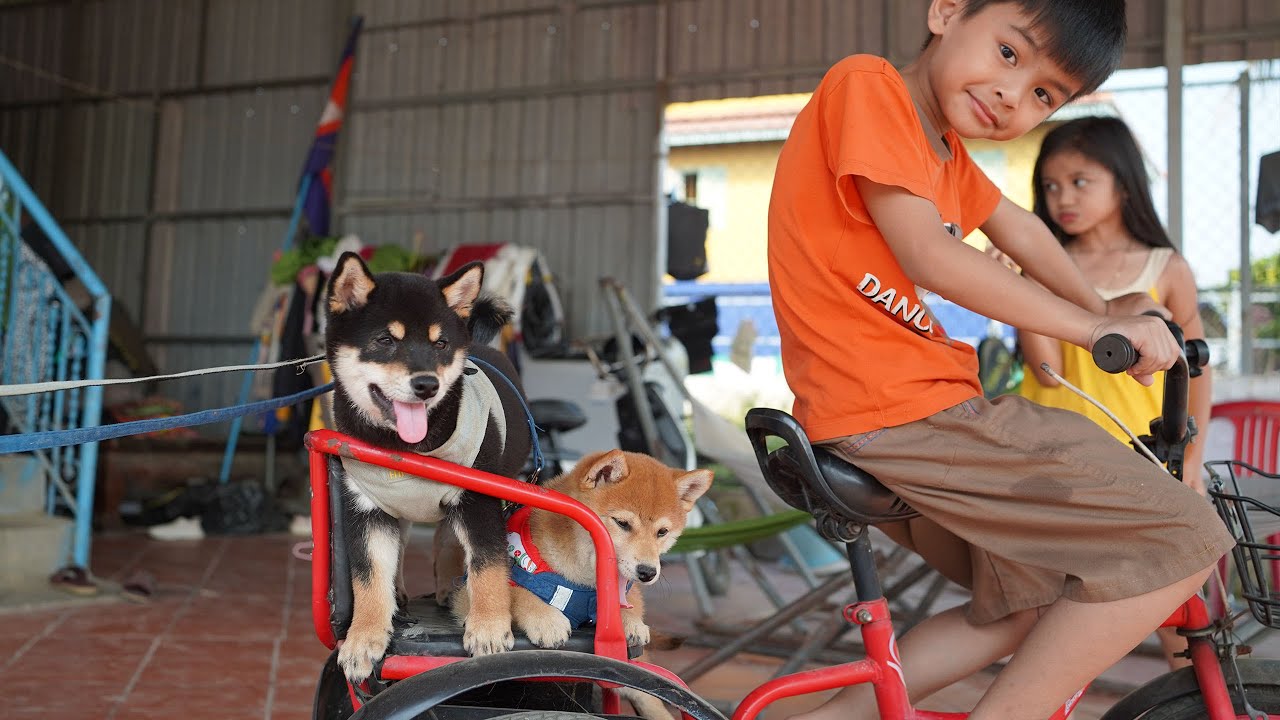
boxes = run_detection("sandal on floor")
[121,570,156,604]
[48,566,99,596]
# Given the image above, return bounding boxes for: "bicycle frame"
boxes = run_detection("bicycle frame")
[730,526,1244,720]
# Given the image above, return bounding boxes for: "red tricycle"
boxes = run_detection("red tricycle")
[307,326,1280,720]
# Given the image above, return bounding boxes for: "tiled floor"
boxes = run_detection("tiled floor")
[3,530,1272,719]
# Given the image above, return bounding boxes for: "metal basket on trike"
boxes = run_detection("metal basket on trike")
[1208,460,1280,630]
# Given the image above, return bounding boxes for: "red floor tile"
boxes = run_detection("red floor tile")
[167,594,288,640]
[115,682,268,720]
[20,634,155,686]
[9,677,122,718]
[137,637,276,687]
[58,600,184,637]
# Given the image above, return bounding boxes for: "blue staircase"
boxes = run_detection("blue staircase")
[0,147,111,571]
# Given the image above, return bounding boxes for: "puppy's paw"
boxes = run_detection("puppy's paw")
[519,605,573,649]
[623,616,651,647]
[338,624,392,684]
[463,614,515,656]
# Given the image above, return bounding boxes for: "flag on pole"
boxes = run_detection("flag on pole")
[301,17,363,238]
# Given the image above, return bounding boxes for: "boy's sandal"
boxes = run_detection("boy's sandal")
[120,570,156,604]
[48,565,99,596]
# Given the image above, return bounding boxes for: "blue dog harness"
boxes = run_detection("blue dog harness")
[506,506,632,628]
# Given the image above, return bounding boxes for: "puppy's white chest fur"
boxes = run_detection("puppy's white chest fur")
[338,366,507,521]
[342,468,464,522]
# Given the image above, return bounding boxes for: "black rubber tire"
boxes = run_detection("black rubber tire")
[483,707,604,712]
[1127,684,1280,719]
[313,649,356,720]
[347,649,724,720]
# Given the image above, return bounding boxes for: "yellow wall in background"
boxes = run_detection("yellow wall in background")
[667,141,784,283]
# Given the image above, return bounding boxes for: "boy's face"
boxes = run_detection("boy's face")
[925,0,1084,141]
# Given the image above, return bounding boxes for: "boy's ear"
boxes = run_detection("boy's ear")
[438,261,484,318]
[926,0,963,36]
[675,469,713,509]
[581,450,629,489]
[328,252,376,314]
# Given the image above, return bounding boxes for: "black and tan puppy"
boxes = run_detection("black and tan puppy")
[325,252,531,684]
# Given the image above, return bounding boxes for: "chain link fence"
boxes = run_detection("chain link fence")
[1107,60,1280,377]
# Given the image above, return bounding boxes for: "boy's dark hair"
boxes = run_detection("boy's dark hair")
[1032,116,1174,251]
[931,0,1127,98]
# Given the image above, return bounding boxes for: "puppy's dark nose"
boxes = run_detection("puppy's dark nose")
[636,564,657,583]
[410,375,439,400]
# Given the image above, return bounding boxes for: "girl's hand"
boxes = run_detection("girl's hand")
[985,242,1021,272]
[1087,315,1180,386]
[1105,292,1172,320]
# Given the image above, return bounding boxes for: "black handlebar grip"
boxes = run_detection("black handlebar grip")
[1185,338,1209,370]
[1092,334,1138,374]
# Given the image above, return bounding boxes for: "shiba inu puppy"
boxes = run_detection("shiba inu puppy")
[325,251,532,684]
[453,449,712,719]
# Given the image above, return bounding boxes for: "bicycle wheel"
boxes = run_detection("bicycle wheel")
[486,707,601,712]
[1135,684,1280,718]
[1101,660,1280,720]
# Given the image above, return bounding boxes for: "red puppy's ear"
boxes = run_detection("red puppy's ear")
[581,450,629,489]
[675,469,713,508]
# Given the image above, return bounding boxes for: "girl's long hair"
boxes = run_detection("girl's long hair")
[1032,116,1174,250]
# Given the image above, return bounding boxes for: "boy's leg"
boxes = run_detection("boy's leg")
[969,564,1214,720]
[791,605,1039,720]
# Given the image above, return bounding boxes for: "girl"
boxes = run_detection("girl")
[1021,116,1214,669]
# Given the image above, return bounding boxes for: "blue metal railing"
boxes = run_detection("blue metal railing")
[0,147,110,570]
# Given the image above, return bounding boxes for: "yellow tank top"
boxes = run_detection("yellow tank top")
[1019,248,1173,446]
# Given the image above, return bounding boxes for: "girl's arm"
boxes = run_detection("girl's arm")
[1018,330,1064,387]
[1160,253,1212,495]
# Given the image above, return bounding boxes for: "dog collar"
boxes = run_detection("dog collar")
[505,506,633,629]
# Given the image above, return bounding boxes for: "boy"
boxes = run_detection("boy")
[767,1,1234,719]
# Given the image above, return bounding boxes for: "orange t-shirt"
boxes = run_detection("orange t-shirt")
[768,55,1002,441]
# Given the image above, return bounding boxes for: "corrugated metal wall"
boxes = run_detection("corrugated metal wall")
[1,0,1277,417]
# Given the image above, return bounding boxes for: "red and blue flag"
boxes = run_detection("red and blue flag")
[301,17,362,238]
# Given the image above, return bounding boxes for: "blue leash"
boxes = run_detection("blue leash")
[0,383,334,454]
[466,354,544,483]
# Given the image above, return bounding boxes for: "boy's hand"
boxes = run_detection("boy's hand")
[1088,315,1181,386]
[1104,292,1172,320]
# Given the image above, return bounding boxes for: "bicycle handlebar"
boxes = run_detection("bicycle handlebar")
[1090,319,1209,448]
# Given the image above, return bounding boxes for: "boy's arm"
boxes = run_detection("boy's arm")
[981,197,1170,319]
[854,177,1180,384]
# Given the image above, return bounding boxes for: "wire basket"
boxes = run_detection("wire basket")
[1207,460,1280,628]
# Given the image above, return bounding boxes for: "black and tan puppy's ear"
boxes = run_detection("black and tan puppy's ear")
[675,469,713,510]
[327,252,377,314]
[438,261,485,318]
[580,450,629,490]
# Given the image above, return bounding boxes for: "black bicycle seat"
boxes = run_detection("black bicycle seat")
[746,408,918,526]
[529,399,588,434]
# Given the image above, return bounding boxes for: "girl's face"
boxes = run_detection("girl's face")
[1039,149,1124,236]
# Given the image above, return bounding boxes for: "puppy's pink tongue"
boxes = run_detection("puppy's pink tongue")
[618,570,634,609]
[392,400,428,444]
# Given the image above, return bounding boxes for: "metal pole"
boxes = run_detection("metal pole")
[218,173,313,484]
[600,278,663,458]
[1239,70,1254,375]
[1165,0,1185,251]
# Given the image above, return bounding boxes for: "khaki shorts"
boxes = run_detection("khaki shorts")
[821,395,1235,625]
